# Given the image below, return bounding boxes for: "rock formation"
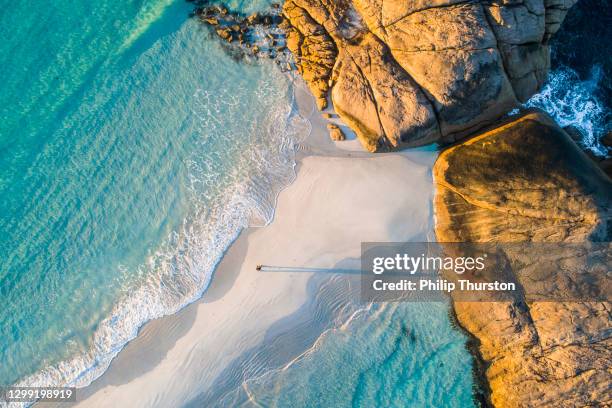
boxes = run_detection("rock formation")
[327,123,347,141]
[282,0,577,151]
[433,111,612,407]
[191,3,291,64]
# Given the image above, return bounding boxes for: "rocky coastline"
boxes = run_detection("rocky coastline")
[189,1,293,67]
[189,1,611,157]
[278,0,581,151]
[190,0,610,406]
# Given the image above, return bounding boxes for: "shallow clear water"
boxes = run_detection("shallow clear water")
[0,0,304,388]
[219,302,477,408]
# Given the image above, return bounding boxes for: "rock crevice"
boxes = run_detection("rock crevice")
[282,0,577,151]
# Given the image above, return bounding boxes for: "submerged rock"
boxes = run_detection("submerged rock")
[246,12,260,25]
[191,3,291,65]
[603,131,612,149]
[600,158,612,177]
[563,126,612,175]
[215,27,233,42]
[204,17,219,25]
[433,111,611,407]
[281,0,577,151]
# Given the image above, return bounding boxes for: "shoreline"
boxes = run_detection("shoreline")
[44,77,443,407]
[447,304,493,408]
[5,0,608,405]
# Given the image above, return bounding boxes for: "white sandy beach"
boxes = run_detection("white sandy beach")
[56,83,438,407]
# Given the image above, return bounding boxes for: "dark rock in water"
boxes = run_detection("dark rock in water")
[563,125,585,143]
[194,6,217,18]
[216,27,233,42]
[246,13,260,25]
[600,158,612,177]
[190,3,292,66]
[278,19,290,31]
[602,131,612,149]
[203,17,219,25]
[550,0,612,108]
[585,149,604,163]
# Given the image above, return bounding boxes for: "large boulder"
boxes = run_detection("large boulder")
[433,111,612,407]
[282,0,577,151]
[330,33,441,150]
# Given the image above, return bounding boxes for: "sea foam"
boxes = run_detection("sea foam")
[8,76,309,407]
[526,65,609,157]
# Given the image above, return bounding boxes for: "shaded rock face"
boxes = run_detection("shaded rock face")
[282,0,576,151]
[550,0,612,109]
[433,111,612,407]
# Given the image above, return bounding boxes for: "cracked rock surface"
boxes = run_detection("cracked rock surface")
[282,0,576,151]
[434,111,612,407]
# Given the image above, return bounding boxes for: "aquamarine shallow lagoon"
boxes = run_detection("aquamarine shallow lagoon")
[0,0,303,388]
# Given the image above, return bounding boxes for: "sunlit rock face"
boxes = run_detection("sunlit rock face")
[282,0,577,151]
[433,111,612,408]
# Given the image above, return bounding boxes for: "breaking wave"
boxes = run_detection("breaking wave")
[8,76,309,405]
[526,65,610,157]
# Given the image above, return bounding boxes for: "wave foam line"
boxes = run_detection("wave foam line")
[4,73,310,408]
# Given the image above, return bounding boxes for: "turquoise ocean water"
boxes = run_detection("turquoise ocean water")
[0,1,480,404]
[4,0,604,406]
[0,0,305,390]
[242,303,477,408]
